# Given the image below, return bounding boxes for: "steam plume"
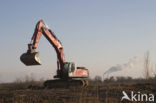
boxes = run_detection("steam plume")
[104,56,139,75]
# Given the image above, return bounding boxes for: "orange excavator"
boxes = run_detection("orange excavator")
[20,20,89,88]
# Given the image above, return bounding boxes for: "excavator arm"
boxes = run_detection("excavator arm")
[20,20,65,76]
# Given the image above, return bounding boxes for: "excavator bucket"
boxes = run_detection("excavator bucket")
[20,52,41,66]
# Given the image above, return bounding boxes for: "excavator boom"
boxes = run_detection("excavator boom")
[20,20,65,73]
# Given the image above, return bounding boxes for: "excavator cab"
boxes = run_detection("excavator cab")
[20,44,41,66]
[63,62,88,78]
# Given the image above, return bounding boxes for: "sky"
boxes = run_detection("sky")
[0,0,156,82]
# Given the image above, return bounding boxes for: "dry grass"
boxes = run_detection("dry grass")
[0,77,156,103]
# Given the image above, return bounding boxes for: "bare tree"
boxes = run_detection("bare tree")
[94,75,102,83]
[144,51,150,79]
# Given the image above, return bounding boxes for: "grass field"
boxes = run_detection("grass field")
[0,77,156,103]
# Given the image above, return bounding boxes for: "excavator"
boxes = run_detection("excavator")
[20,20,89,88]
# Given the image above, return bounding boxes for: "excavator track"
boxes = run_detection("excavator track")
[44,79,88,88]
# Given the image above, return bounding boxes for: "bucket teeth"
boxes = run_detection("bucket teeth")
[20,52,41,66]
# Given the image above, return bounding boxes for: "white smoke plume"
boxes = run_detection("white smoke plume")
[104,56,140,75]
